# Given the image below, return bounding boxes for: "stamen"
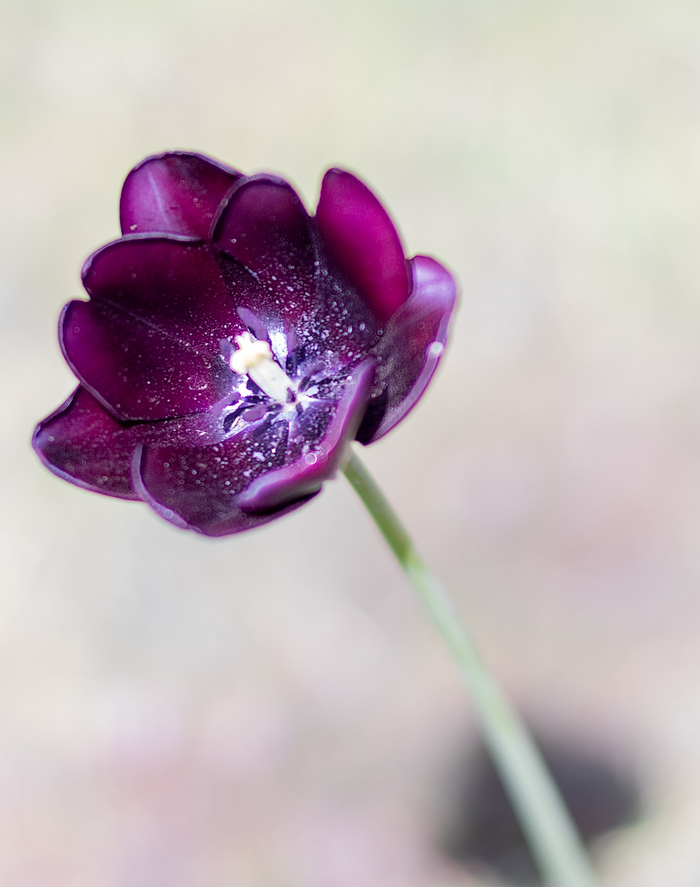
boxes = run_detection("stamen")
[230,332,297,404]
[229,332,273,374]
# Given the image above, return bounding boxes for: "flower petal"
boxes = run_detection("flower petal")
[214,175,319,328]
[33,386,240,502]
[63,237,247,421]
[356,256,456,444]
[60,299,232,422]
[82,236,244,352]
[32,387,140,499]
[315,169,410,323]
[135,416,309,536]
[120,151,242,238]
[237,359,375,513]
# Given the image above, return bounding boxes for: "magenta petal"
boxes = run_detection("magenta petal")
[120,152,242,238]
[356,256,457,444]
[64,237,247,422]
[214,176,319,326]
[315,169,410,324]
[32,387,140,499]
[237,360,375,513]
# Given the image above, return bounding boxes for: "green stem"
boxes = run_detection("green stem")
[342,448,598,887]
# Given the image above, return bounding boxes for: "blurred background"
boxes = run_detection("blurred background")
[3,0,700,883]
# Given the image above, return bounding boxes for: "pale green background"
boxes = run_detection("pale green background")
[3,0,700,883]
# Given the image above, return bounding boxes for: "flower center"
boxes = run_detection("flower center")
[230,332,296,404]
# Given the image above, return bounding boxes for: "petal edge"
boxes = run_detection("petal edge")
[356,255,457,444]
[237,359,375,512]
[32,387,140,499]
[120,152,242,238]
[316,169,410,323]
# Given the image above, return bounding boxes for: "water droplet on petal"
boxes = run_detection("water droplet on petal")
[187,375,209,391]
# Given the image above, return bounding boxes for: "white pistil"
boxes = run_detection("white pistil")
[230,331,295,403]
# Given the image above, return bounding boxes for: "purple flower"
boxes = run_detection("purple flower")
[33,152,456,536]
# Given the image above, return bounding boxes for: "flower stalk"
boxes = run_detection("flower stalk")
[342,448,598,887]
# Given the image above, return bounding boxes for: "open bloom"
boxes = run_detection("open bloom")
[33,152,456,536]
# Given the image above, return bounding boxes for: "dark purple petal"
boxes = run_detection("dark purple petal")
[356,256,456,444]
[82,236,244,352]
[135,417,306,536]
[305,268,381,370]
[214,176,319,328]
[63,237,247,422]
[237,359,374,513]
[32,387,139,499]
[135,360,374,535]
[60,299,230,422]
[315,169,410,324]
[134,453,315,536]
[120,152,242,238]
[32,386,242,502]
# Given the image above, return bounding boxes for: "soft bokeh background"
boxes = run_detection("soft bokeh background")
[3,0,700,883]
